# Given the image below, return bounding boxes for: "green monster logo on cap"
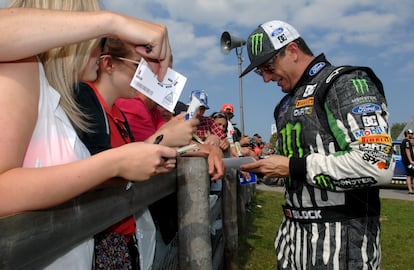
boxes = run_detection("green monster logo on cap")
[250,33,264,56]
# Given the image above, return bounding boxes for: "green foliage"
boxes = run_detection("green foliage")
[239,190,414,270]
[391,122,406,139]
[269,132,277,148]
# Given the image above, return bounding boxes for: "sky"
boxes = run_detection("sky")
[2,0,414,142]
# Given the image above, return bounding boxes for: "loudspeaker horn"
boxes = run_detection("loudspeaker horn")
[220,31,246,54]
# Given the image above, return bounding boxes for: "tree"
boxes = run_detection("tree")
[269,132,277,148]
[391,122,406,139]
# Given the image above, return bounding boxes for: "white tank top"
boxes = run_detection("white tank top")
[23,62,93,270]
[23,62,90,167]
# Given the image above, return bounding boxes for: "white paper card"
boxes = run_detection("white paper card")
[130,59,187,112]
[222,157,256,169]
[185,96,202,120]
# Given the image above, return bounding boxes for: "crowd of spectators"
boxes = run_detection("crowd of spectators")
[181,90,276,161]
[0,1,273,266]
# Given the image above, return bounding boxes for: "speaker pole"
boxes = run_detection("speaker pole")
[220,31,247,135]
[236,47,245,135]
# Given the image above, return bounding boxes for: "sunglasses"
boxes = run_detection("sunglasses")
[212,112,227,119]
[99,55,141,67]
[254,48,285,76]
[254,64,274,76]
[113,116,132,143]
[115,56,141,67]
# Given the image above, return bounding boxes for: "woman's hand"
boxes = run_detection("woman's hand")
[181,143,225,181]
[113,142,177,181]
[152,114,199,147]
[110,13,172,81]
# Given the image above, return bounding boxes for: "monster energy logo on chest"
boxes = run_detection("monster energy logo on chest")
[352,79,369,94]
[250,33,264,55]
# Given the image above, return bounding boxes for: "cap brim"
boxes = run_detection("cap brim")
[239,51,277,77]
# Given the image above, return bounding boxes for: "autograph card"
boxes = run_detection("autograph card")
[130,59,187,112]
[222,157,256,169]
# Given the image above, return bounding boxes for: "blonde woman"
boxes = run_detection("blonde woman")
[0,1,175,269]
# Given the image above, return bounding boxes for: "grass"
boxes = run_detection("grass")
[238,189,414,270]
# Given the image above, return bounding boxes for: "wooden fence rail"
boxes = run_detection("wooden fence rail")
[0,157,253,270]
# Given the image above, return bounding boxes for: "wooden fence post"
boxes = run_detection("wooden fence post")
[177,157,213,270]
[222,167,239,270]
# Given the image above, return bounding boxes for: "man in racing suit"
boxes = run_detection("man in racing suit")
[240,20,394,270]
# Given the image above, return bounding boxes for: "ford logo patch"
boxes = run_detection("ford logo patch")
[352,103,381,114]
[271,27,284,37]
[309,62,326,76]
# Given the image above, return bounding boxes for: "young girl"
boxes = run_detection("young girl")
[76,38,198,269]
[211,112,229,134]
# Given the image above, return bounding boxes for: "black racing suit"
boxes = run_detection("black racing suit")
[273,54,394,270]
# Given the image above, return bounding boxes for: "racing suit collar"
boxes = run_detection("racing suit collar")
[289,53,331,94]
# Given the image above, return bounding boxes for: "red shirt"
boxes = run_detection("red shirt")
[116,96,166,141]
[87,82,135,239]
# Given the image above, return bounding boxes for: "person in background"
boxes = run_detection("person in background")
[240,20,393,269]
[400,129,414,194]
[211,110,257,184]
[221,103,235,119]
[115,54,197,249]
[211,112,228,132]
[210,111,230,150]
[115,54,199,149]
[220,104,243,144]
[116,60,225,247]
[239,134,253,149]
[220,103,243,142]
[410,136,414,192]
[0,1,175,269]
[189,90,229,151]
[220,103,236,138]
[116,89,195,146]
[251,133,263,156]
[116,72,224,182]
[252,133,263,145]
[209,111,229,195]
[220,103,257,159]
[220,103,239,155]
